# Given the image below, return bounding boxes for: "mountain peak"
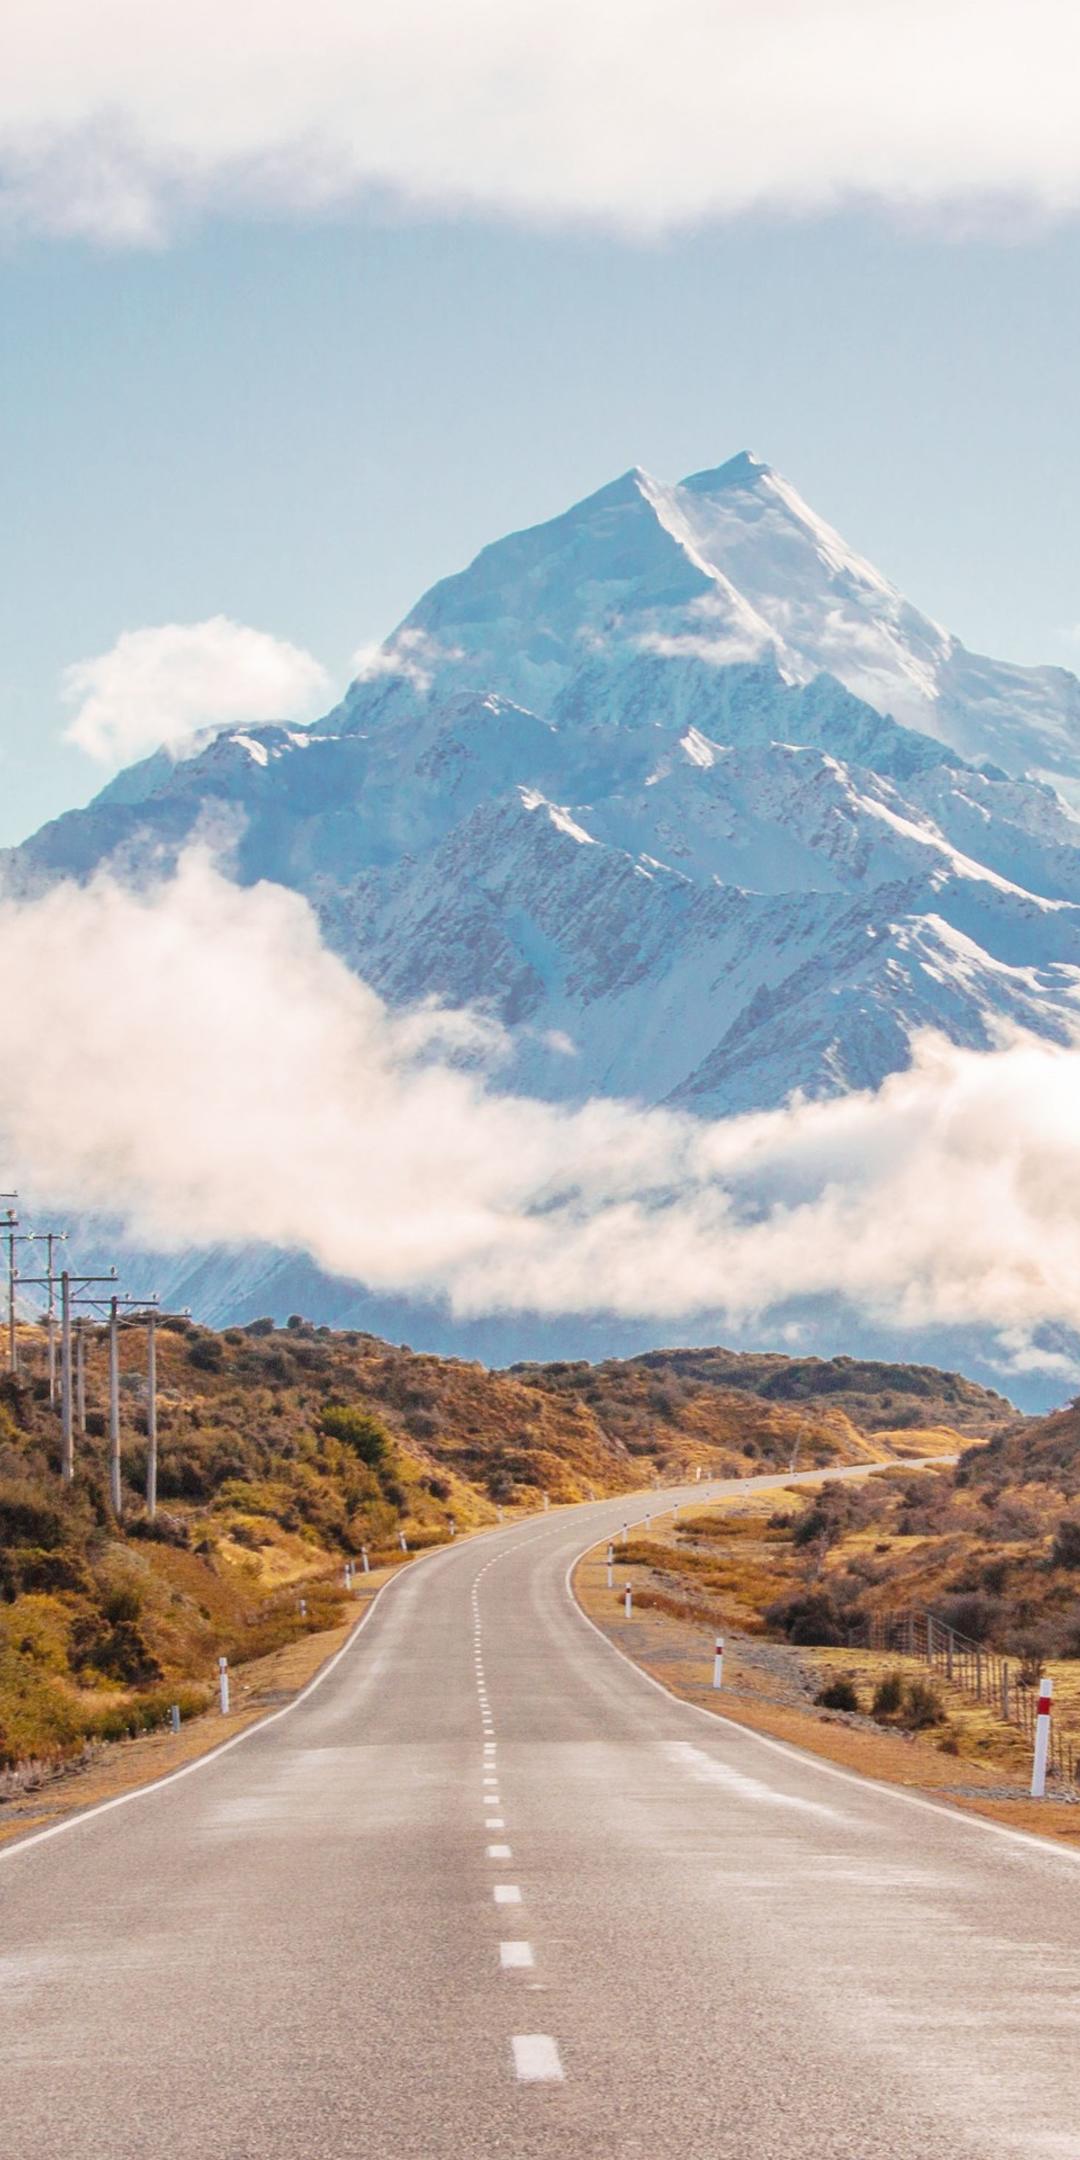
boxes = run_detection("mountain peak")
[679,451,774,495]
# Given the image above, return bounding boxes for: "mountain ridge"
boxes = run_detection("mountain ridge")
[4,454,1080,1398]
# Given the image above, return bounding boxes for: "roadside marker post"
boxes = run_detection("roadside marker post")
[399,1532,409,1553]
[361,1546,370,1574]
[218,1656,230,1716]
[606,1543,614,1590]
[299,1598,307,1619]
[624,1583,633,1620]
[170,1703,181,1735]
[622,1522,628,1547]
[1031,1676,1054,1797]
[713,1636,725,1690]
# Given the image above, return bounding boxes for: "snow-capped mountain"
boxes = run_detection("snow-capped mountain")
[6,452,1080,1383]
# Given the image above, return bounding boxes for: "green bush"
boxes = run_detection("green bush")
[319,1405,389,1467]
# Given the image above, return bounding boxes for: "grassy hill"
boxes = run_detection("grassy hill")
[0,1315,1017,1779]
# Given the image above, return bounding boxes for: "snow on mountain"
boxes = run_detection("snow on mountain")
[334,453,1080,795]
[5,453,1080,1379]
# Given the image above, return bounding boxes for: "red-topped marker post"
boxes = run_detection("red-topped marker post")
[1031,1675,1053,1797]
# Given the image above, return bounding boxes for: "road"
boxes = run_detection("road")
[3,1474,1079,2159]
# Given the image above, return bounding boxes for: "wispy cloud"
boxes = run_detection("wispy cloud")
[62,617,330,764]
[2,850,1080,1377]
[4,3,1080,245]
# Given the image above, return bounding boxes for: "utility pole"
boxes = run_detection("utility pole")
[22,1267,120,1482]
[3,1201,19,1375]
[105,1293,160,1516]
[42,1230,68,1406]
[146,1308,158,1520]
[75,1318,88,1435]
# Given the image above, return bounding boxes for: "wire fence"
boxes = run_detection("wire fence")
[862,1606,1077,1789]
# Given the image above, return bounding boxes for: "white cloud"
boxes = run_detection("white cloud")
[61,617,330,764]
[349,628,463,697]
[3,3,1080,245]
[3,850,1080,1379]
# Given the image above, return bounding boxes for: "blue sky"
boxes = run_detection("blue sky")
[4,5,1080,844]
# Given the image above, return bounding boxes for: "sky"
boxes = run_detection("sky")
[3,1,1080,845]
[5,2,1080,1390]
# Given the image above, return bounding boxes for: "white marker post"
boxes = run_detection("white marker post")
[622,1522,628,1547]
[299,1597,307,1618]
[673,1504,679,1525]
[713,1635,725,1690]
[170,1703,181,1735]
[606,1542,614,1590]
[218,1656,230,1716]
[1031,1675,1054,1798]
[361,1546,370,1574]
[543,1494,550,1511]
[695,1466,702,1482]
[624,1583,633,1620]
[399,1532,408,1553]
[449,1519,456,1538]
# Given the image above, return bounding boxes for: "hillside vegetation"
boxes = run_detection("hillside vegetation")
[629,1393,1080,1670]
[0,1316,1013,1777]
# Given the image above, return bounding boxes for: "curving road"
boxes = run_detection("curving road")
[3,1476,1079,2159]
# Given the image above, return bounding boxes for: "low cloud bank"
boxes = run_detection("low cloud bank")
[3,3,1080,244]
[1,854,1079,1374]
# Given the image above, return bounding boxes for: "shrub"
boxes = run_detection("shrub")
[188,1338,224,1372]
[1051,1518,1080,1569]
[901,1678,946,1730]
[872,1671,905,1719]
[319,1405,389,1467]
[815,1678,859,1713]
[0,1480,65,1550]
[871,1671,945,1729]
[765,1590,844,1645]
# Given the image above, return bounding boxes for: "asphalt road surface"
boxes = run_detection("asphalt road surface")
[3,1473,1079,2159]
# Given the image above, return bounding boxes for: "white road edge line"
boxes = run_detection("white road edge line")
[512,2034,563,2082]
[0,1511,537,1866]
[564,1525,1080,1869]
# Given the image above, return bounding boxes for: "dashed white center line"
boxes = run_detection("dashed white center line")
[487,1843,512,1859]
[512,2035,564,2083]
[500,1941,534,1970]
[485,1816,504,1828]
[493,1884,521,1905]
